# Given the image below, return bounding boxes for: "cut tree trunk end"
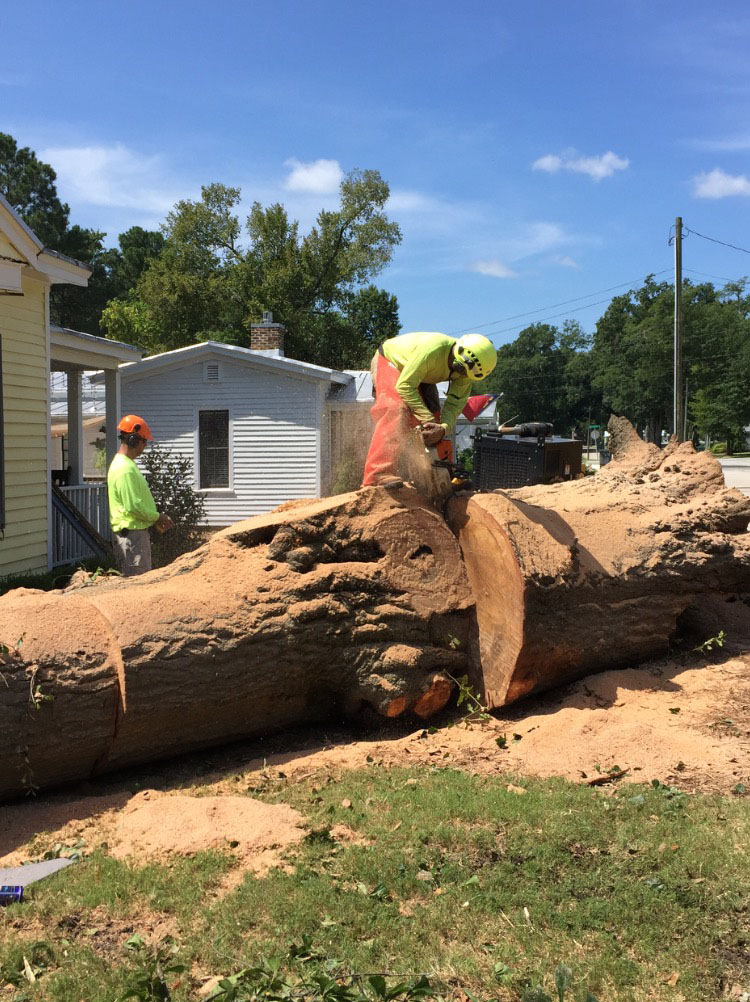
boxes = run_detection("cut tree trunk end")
[447,416,750,707]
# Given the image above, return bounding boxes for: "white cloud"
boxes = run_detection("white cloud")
[693,167,750,198]
[471,259,518,279]
[553,255,579,269]
[40,143,179,213]
[387,190,438,213]
[283,158,343,194]
[691,135,750,152]
[0,72,26,87]
[505,221,569,258]
[532,149,630,181]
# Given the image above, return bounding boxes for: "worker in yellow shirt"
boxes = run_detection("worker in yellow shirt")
[362,332,497,486]
[107,415,173,576]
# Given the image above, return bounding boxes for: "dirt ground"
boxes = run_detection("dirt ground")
[1,641,748,873]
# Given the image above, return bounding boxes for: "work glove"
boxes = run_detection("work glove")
[420,422,446,447]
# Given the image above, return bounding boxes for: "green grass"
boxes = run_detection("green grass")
[1,767,748,1001]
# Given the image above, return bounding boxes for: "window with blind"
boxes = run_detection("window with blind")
[199,410,229,488]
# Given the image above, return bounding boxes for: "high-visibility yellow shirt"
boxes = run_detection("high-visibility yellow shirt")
[381,331,473,431]
[107,453,159,532]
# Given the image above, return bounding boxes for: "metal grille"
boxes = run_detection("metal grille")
[475,442,536,489]
[199,410,229,488]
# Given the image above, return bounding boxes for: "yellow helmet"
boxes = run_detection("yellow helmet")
[455,334,497,382]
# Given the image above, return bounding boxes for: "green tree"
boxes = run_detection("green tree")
[0,134,164,335]
[0,133,69,246]
[688,278,750,451]
[103,226,166,299]
[341,284,400,367]
[592,275,750,447]
[591,277,674,441]
[485,321,601,435]
[101,171,402,368]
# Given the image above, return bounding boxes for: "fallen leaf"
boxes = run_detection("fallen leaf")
[664,972,680,987]
[506,784,527,795]
[22,957,36,985]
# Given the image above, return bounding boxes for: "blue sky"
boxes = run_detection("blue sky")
[4,0,750,344]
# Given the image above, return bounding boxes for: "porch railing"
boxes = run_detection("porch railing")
[52,483,112,567]
[61,483,111,541]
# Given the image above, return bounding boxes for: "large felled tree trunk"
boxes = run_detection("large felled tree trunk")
[447,417,750,707]
[0,488,473,800]
[1,419,749,801]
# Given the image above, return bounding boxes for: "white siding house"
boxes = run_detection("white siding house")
[118,341,351,525]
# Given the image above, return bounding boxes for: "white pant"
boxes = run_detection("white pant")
[113,529,152,576]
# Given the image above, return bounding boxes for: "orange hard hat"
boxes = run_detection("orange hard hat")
[117,415,153,441]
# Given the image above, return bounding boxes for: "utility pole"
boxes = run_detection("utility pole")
[673,216,683,441]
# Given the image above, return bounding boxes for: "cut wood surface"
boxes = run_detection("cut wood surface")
[447,417,750,707]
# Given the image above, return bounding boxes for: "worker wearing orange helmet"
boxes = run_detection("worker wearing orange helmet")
[106,415,173,576]
[362,332,498,486]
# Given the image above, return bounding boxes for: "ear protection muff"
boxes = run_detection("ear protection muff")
[126,432,142,447]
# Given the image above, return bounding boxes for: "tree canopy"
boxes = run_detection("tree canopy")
[101,172,402,368]
[484,320,603,435]
[482,274,750,453]
[0,133,164,334]
[590,275,750,449]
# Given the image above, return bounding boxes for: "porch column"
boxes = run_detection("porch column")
[67,369,83,485]
[104,367,121,467]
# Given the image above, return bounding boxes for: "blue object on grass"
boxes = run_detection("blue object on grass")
[0,856,76,900]
[0,885,24,905]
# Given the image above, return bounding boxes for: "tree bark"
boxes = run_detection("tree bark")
[447,418,750,707]
[0,487,473,800]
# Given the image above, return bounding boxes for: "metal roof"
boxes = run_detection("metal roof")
[117,340,353,385]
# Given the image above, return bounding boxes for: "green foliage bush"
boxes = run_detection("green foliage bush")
[140,445,207,568]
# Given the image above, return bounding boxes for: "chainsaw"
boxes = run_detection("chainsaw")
[408,428,473,502]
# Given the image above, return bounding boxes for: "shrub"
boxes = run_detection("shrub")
[140,445,207,567]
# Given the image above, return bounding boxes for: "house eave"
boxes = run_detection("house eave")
[50,326,143,370]
[0,192,91,286]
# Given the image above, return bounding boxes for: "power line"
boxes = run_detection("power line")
[684,267,746,284]
[684,226,750,256]
[448,269,673,337]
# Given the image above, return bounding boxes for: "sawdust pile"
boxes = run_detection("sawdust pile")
[0,791,306,875]
[108,791,306,869]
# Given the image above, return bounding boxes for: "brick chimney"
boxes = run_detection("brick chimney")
[250,311,286,357]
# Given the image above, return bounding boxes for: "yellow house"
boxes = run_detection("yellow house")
[0,194,141,576]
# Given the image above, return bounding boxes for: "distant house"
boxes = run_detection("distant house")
[116,319,353,525]
[0,194,144,575]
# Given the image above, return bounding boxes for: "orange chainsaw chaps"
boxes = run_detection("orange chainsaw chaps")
[362,355,452,486]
